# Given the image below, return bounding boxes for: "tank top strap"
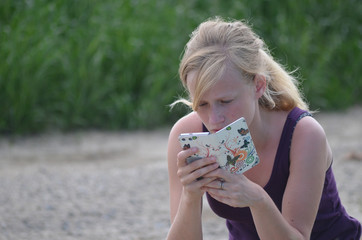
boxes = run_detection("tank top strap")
[283,107,312,150]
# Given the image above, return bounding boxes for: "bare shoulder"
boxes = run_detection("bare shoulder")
[294,115,326,138]
[291,115,332,170]
[168,111,203,141]
[167,111,203,162]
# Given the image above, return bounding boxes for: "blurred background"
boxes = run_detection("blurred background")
[0,1,361,239]
[1,0,361,135]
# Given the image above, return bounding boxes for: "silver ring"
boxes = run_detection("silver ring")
[220,180,224,190]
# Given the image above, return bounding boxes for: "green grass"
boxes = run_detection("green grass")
[0,0,361,134]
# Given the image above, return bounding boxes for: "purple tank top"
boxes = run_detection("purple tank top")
[205,107,361,240]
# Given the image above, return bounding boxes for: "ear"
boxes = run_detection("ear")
[254,74,266,99]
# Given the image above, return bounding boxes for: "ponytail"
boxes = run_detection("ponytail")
[259,49,309,111]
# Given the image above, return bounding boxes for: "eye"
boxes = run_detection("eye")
[198,102,208,107]
[220,99,233,104]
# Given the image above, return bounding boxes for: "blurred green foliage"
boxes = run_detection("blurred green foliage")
[0,0,361,134]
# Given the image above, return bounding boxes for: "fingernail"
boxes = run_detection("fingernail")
[191,147,198,152]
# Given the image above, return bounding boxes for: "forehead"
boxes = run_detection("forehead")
[186,67,246,99]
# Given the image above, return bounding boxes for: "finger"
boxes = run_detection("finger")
[177,160,216,184]
[177,147,198,167]
[186,162,220,183]
[203,167,230,181]
[183,177,218,195]
[204,179,226,190]
[177,158,218,185]
[196,176,218,187]
[207,190,232,205]
[188,155,217,170]
[207,190,245,208]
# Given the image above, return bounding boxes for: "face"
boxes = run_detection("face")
[187,68,262,133]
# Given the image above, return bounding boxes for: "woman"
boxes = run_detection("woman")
[167,17,361,239]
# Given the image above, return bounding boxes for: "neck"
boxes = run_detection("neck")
[249,109,283,151]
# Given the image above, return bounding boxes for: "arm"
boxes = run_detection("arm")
[252,116,330,239]
[167,113,219,240]
[204,116,331,239]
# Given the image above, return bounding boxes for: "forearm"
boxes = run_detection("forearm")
[250,192,306,240]
[167,192,203,240]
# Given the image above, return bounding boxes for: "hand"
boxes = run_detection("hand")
[202,169,264,208]
[176,147,220,199]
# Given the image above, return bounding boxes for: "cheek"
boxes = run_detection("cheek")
[220,103,240,122]
[229,108,242,121]
[227,99,253,120]
[195,109,208,123]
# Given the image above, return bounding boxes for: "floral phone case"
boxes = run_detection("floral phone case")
[178,117,260,174]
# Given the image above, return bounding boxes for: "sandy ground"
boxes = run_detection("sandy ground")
[0,107,361,240]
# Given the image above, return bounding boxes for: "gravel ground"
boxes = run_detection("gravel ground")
[0,107,361,240]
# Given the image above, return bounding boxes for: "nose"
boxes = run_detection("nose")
[209,104,225,126]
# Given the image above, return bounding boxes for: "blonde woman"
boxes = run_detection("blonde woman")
[167,17,361,240]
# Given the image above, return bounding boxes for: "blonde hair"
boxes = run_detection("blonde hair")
[173,17,309,112]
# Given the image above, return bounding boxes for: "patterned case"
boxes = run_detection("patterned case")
[178,117,260,174]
